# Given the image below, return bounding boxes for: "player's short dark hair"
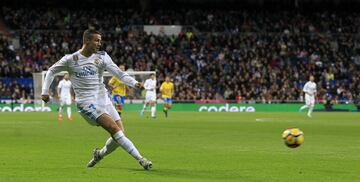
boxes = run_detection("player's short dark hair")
[150,73,155,77]
[83,29,101,43]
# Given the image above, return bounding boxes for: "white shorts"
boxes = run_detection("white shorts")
[60,97,71,106]
[305,95,315,106]
[145,93,156,102]
[76,101,120,126]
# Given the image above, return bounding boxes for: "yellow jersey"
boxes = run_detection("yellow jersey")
[160,81,174,98]
[108,76,126,96]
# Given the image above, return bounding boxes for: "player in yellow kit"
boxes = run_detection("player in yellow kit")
[160,76,174,118]
[108,65,127,116]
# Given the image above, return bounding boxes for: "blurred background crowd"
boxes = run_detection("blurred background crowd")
[0,4,359,105]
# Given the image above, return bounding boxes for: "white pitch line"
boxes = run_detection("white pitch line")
[255,118,294,122]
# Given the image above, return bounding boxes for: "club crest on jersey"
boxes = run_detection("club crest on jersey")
[94,58,101,66]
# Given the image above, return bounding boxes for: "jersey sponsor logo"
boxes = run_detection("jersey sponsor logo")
[198,104,256,112]
[74,66,97,77]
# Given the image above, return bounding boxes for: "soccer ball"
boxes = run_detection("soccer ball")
[282,128,304,148]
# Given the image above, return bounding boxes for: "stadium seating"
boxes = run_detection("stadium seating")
[0,7,359,103]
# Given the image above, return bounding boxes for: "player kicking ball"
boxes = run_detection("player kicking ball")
[140,73,157,118]
[57,73,73,121]
[299,75,317,118]
[41,29,152,170]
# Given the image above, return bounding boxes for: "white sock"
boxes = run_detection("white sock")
[59,106,63,115]
[67,106,71,118]
[142,104,146,112]
[99,137,119,157]
[308,106,314,116]
[113,131,142,160]
[151,106,156,117]
[300,105,308,111]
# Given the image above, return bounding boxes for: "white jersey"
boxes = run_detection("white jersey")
[57,79,72,99]
[144,79,156,95]
[144,78,156,101]
[303,81,317,97]
[42,50,138,105]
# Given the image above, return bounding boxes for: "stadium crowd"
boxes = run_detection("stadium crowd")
[3,7,360,34]
[0,7,359,104]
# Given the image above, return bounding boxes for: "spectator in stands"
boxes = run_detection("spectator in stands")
[0,7,359,104]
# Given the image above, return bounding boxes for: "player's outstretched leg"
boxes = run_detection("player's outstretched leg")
[87,120,124,167]
[112,130,152,170]
[87,137,118,167]
[96,114,152,170]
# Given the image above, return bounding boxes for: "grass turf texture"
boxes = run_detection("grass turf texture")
[0,112,359,182]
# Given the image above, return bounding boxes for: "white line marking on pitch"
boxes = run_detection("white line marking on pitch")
[255,118,294,122]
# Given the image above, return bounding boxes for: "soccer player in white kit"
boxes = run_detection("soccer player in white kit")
[57,73,73,121]
[41,29,152,170]
[299,75,317,118]
[140,74,157,118]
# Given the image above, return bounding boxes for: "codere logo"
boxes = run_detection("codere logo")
[0,104,52,112]
[198,104,255,112]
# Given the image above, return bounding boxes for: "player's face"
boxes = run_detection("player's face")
[151,75,155,80]
[119,65,125,71]
[64,74,69,80]
[310,76,314,81]
[87,34,101,53]
[165,77,170,82]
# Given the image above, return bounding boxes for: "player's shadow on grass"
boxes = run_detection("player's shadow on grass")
[126,168,245,180]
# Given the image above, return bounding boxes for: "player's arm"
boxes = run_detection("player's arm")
[103,53,142,88]
[41,56,69,103]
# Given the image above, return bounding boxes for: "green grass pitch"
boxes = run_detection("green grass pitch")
[0,111,359,181]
